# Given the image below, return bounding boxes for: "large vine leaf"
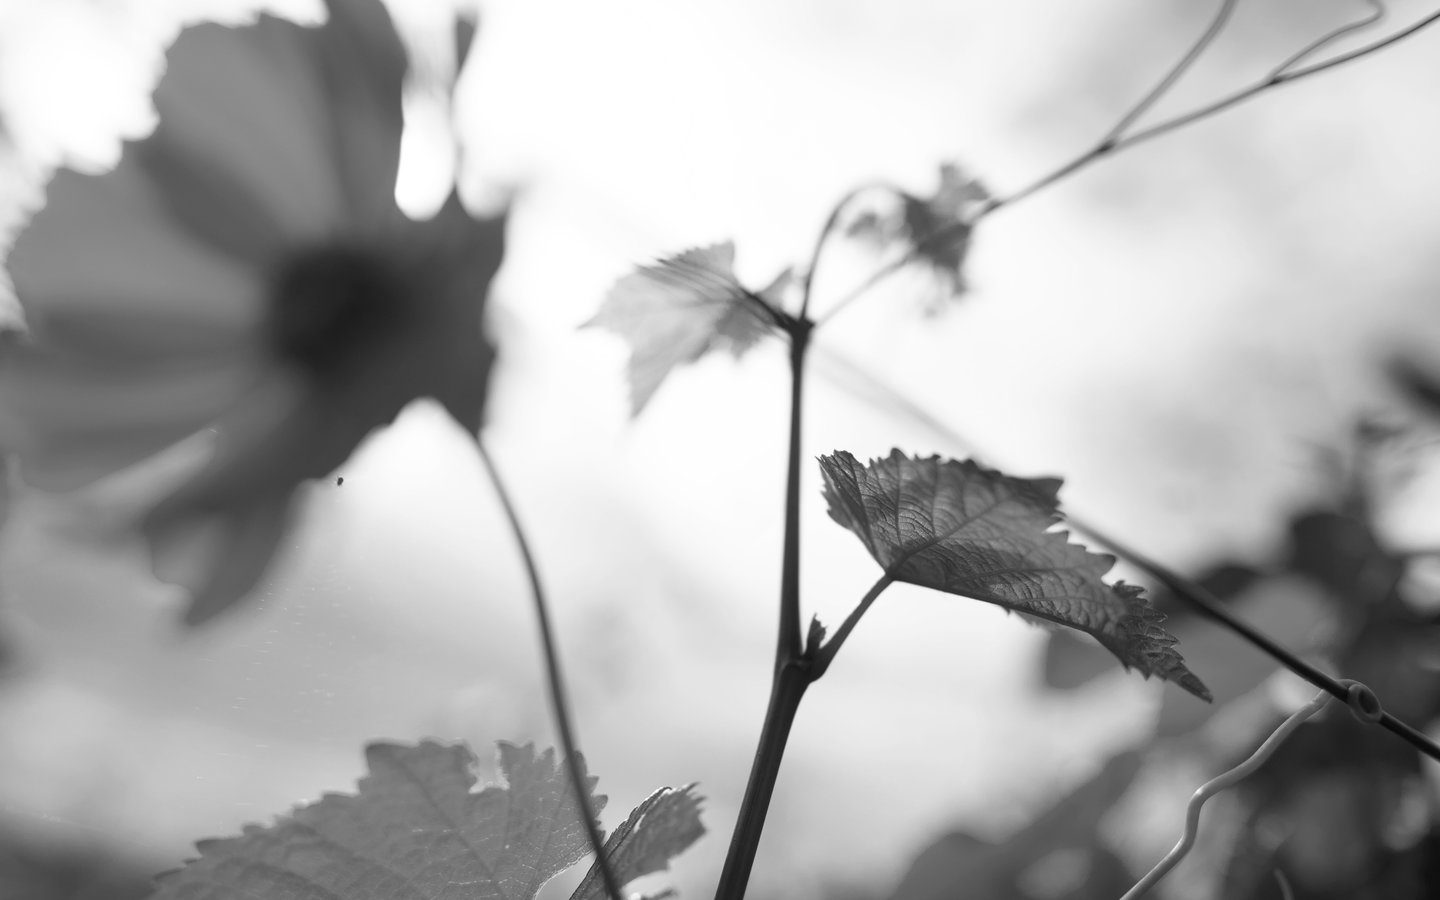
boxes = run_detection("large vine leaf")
[585,242,790,415]
[819,450,1210,700]
[149,741,705,900]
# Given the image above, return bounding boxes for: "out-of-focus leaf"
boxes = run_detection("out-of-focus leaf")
[570,785,705,900]
[454,14,479,76]
[585,242,789,415]
[1153,576,1335,737]
[0,825,154,900]
[820,450,1210,700]
[888,751,1142,900]
[1216,712,1434,900]
[848,163,988,302]
[1288,509,1400,606]
[150,741,704,900]
[1391,356,1440,415]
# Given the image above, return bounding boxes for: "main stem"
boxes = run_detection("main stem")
[715,317,815,900]
[713,660,813,900]
[776,320,813,660]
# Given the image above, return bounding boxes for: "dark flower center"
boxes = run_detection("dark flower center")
[266,244,407,373]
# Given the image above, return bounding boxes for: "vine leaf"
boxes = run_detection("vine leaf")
[585,242,790,415]
[849,163,989,301]
[149,740,705,900]
[570,784,706,900]
[819,450,1211,701]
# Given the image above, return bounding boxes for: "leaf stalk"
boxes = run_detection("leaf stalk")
[811,573,895,679]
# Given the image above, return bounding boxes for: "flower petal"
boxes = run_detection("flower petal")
[144,0,408,244]
[0,346,263,490]
[148,16,345,243]
[146,490,296,626]
[308,0,408,226]
[6,152,264,334]
[141,370,382,526]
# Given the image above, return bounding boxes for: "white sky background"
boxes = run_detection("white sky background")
[2,0,1440,897]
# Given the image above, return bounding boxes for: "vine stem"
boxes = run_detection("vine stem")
[799,182,902,322]
[1100,0,1238,145]
[715,242,828,898]
[476,439,623,900]
[990,5,1440,214]
[776,317,815,661]
[813,3,1440,330]
[1088,527,1440,763]
[712,660,813,900]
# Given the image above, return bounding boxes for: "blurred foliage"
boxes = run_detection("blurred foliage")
[0,827,153,900]
[886,751,1142,900]
[884,420,1440,899]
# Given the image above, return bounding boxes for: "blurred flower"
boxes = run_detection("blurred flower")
[0,0,505,624]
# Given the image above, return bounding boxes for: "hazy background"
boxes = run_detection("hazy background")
[1,0,1439,897]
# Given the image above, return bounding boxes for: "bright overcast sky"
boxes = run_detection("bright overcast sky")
[2,0,1440,896]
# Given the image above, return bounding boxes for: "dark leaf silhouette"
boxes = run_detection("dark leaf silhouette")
[1391,356,1440,415]
[150,741,704,900]
[888,751,1141,900]
[585,242,789,414]
[820,450,1210,700]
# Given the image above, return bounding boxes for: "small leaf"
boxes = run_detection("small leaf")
[150,740,704,900]
[848,163,989,303]
[819,450,1210,700]
[805,614,828,655]
[585,242,788,415]
[570,785,706,900]
[901,163,987,291]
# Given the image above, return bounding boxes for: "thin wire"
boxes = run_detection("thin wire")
[1119,691,1332,900]
[477,440,624,900]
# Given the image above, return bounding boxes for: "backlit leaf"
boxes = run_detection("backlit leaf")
[149,741,705,900]
[570,785,705,900]
[848,163,988,303]
[585,242,789,415]
[819,450,1210,700]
